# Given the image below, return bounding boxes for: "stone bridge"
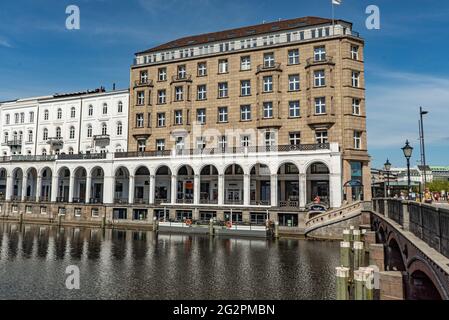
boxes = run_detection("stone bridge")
[370,199,449,300]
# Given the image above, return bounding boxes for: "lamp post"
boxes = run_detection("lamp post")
[402,140,414,199]
[419,107,428,190]
[384,159,392,197]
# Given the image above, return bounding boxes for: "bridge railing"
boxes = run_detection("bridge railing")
[373,198,449,258]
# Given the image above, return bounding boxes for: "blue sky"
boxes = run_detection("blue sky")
[0,0,448,168]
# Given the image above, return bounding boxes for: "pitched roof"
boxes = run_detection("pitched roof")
[137,16,335,55]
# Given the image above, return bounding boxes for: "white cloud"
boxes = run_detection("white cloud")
[0,38,12,48]
[367,70,449,148]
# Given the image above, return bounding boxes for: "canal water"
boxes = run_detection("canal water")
[0,223,339,300]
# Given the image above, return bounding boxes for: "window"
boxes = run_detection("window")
[289,101,300,118]
[175,86,183,101]
[352,98,361,115]
[265,130,276,146]
[240,80,251,96]
[118,101,123,113]
[158,68,167,81]
[69,126,75,139]
[157,113,166,127]
[101,123,107,135]
[102,103,108,114]
[140,70,148,84]
[263,102,273,118]
[20,113,24,123]
[56,127,62,139]
[57,109,62,119]
[138,140,146,152]
[174,110,183,125]
[5,114,10,124]
[197,109,206,124]
[68,148,74,155]
[218,59,228,73]
[117,122,123,136]
[351,45,359,60]
[263,76,273,92]
[198,62,207,76]
[137,91,145,105]
[314,70,326,87]
[177,65,187,79]
[240,135,251,147]
[240,105,251,121]
[29,112,34,123]
[352,71,360,87]
[218,136,227,149]
[240,56,251,70]
[289,74,300,91]
[27,130,33,143]
[87,125,92,138]
[136,113,144,127]
[354,131,362,149]
[314,46,326,61]
[315,97,326,114]
[263,52,275,68]
[288,49,300,65]
[14,113,19,124]
[70,107,76,118]
[218,82,228,98]
[316,130,328,144]
[289,132,301,145]
[157,90,166,104]
[42,149,47,156]
[218,107,228,123]
[175,137,184,150]
[156,139,165,151]
[88,105,93,116]
[3,132,8,143]
[197,85,207,100]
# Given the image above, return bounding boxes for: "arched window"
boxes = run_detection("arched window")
[116,122,122,136]
[68,147,74,155]
[43,128,48,141]
[87,125,92,138]
[102,103,108,115]
[4,132,8,143]
[70,107,76,118]
[28,130,33,143]
[42,149,47,156]
[101,123,107,135]
[88,105,93,116]
[44,110,49,120]
[118,101,123,113]
[56,127,62,139]
[13,131,17,141]
[69,126,75,139]
[115,144,122,152]
[57,108,62,119]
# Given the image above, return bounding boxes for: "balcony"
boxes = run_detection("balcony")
[133,79,153,88]
[278,200,300,208]
[307,114,336,128]
[114,198,128,204]
[47,137,64,148]
[58,153,107,160]
[171,74,192,83]
[305,56,335,68]
[93,134,110,147]
[2,140,22,147]
[256,62,282,74]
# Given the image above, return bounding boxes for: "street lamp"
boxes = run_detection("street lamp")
[402,140,414,199]
[384,159,392,197]
[419,107,428,190]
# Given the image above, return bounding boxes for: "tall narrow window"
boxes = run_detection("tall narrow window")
[314,70,326,87]
[156,139,165,151]
[69,126,75,139]
[137,91,145,105]
[240,105,251,121]
[352,98,361,115]
[174,110,183,125]
[289,74,300,91]
[88,105,93,116]
[56,127,62,139]
[241,80,251,96]
[157,113,166,127]
[263,53,275,68]
[71,107,76,118]
[351,45,359,60]
[101,123,107,135]
[354,131,362,149]
[263,102,273,119]
[140,70,148,84]
[87,125,92,138]
[20,113,25,123]
[158,68,167,81]
[352,71,360,87]
[102,103,108,114]
[196,109,206,124]
[57,109,62,119]
[158,90,166,104]
[28,130,33,143]
[43,128,48,141]
[288,49,300,65]
[314,46,326,61]
[197,85,207,100]
[289,101,300,118]
[198,62,207,76]
[218,107,228,123]
[218,59,228,74]
[117,122,123,135]
[5,114,10,124]
[177,65,187,79]
[136,114,144,128]
[118,101,123,113]
[175,86,183,101]
[218,82,228,98]
[315,97,326,114]
[29,111,34,123]
[263,76,273,92]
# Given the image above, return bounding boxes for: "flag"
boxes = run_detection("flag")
[332,0,342,5]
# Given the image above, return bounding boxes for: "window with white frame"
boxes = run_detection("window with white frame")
[3,132,8,144]
[138,140,146,152]
[5,114,10,124]
[88,105,93,116]
[240,56,251,70]
[118,101,123,113]
[117,122,123,136]
[218,82,228,98]
[177,65,187,79]
[315,130,328,144]
[175,86,184,101]
[197,85,207,100]
[218,59,228,73]
[28,130,33,143]
[103,103,108,114]
[56,127,62,139]
[240,105,251,121]
[14,113,19,124]
[158,68,167,81]
[156,139,165,151]
[20,113,24,123]
[101,123,107,135]
[218,107,228,123]
[351,45,359,60]
[196,137,206,150]
[175,136,184,150]
[289,74,300,91]
[314,46,326,61]
[289,100,300,118]
[352,98,361,115]
[315,97,326,114]
[197,109,206,124]
[241,80,251,96]
[87,125,92,138]
[136,113,144,128]
[69,126,75,139]
[29,111,34,123]
[140,70,148,84]
[289,132,301,145]
[288,49,300,65]
[354,131,362,149]
[263,102,273,118]
[263,52,275,68]
[44,110,49,120]
[198,62,207,76]
[314,70,326,87]
[352,71,360,87]
[263,76,273,92]
[137,91,145,105]
[157,90,166,104]
[57,109,62,119]
[157,113,166,127]
[174,110,183,125]
[70,107,76,118]
[265,130,276,146]
[218,135,227,149]
[240,135,251,147]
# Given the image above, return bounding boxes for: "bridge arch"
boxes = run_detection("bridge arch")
[407,258,445,300]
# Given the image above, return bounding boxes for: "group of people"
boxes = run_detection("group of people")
[392,188,447,204]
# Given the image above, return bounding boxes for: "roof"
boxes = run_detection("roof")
[137,16,338,55]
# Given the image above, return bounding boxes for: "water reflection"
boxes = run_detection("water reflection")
[0,222,339,300]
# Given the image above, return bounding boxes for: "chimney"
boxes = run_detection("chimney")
[113,83,116,91]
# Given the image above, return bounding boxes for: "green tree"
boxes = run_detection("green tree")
[427,181,449,192]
